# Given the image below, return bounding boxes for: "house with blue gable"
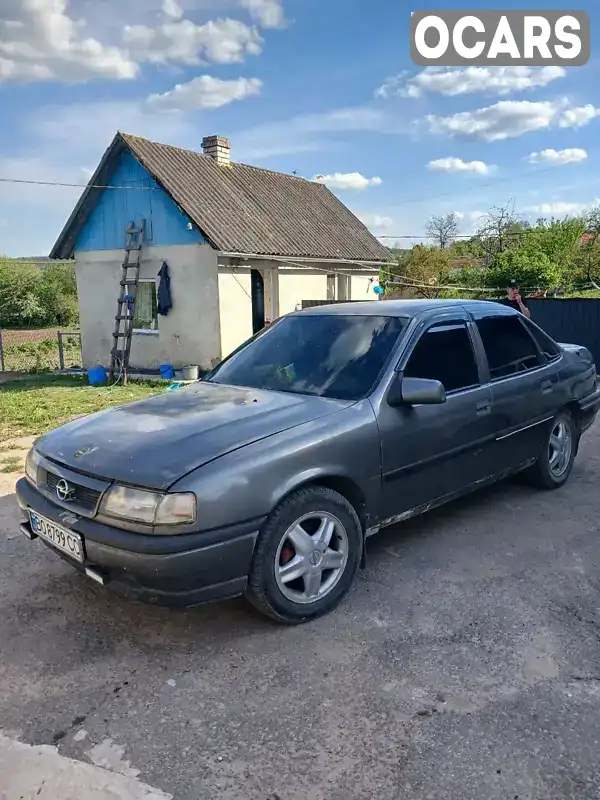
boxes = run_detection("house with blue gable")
[50,132,391,371]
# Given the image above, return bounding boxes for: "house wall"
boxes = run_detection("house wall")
[278,271,329,316]
[75,244,221,371]
[75,152,203,251]
[218,272,253,358]
[352,274,376,301]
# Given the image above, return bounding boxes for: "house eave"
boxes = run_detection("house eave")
[217,251,393,267]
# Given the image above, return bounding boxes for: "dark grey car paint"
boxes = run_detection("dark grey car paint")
[35,382,355,491]
[17,299,600,606]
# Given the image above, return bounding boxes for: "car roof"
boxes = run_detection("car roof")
[297,298,516,319]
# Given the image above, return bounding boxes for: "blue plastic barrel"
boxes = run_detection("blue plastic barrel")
[159,364,175,379]
[88,365,107,386]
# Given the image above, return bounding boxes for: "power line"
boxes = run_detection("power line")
[0,160,582,206]
[0,177,159,190]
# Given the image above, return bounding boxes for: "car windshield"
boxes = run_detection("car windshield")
[207,313,407,400]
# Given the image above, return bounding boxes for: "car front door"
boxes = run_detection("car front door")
[375,311,495,524]
[471,308,561,473]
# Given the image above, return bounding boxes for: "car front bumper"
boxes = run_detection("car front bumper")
[15,478,262,607]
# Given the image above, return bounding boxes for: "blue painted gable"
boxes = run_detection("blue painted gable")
[75,151,204,252]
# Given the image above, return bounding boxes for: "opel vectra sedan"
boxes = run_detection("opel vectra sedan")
[16,300,600,623]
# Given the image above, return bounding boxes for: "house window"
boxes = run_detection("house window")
[131,281,158,332]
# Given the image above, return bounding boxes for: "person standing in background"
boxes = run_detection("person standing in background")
[500,279,531,318]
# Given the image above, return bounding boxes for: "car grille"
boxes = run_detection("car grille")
[45,471,102,513]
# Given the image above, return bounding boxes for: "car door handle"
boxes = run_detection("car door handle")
[541,380,554,394]
[476,401,491,415]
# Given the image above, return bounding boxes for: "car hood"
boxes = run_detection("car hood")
[36,381,352,490]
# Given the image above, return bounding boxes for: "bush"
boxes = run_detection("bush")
[486,249,561,293]
[0,259,78,328]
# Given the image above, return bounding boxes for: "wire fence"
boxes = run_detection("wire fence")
[0,329,82,375]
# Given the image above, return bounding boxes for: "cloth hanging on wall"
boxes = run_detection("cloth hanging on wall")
[157,262,173,316]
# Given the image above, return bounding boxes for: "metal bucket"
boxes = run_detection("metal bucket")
[181,365,199,381]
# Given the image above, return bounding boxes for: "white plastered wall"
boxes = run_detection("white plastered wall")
[75,243,221,371]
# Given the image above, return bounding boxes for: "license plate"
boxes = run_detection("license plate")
[28,510,84,563]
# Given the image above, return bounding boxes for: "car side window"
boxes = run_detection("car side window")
[403,320,480,393]
[520,318,561,362]
[475,315,543,380]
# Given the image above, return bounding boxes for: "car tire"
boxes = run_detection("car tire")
[524,409,578,490]
[245,486,362,624]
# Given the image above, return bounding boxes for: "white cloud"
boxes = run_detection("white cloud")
[377,66,566,99]
[146,75,262,110]
[0,0,137,83]
[527,148,588,166]
[427,157,493,175]
[0,1,284,83]
[425,99,600,142]
[558,104,600,128]
[314,173,382,191]
[234,106,393,160]
[524,202,593,215]
[122,17,262,65]
[357,213,394,234]
[161,0,184,20]
[238,0,285,28]
[453,210,487,233]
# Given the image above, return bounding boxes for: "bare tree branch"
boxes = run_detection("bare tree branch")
[425,213,460,249]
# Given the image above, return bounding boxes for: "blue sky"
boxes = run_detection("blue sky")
[0,0,599,256]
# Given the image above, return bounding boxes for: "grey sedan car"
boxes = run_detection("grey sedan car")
[15,300,600,623]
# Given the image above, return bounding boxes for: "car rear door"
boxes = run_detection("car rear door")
[470,307,560,472]
[376,310,495,524]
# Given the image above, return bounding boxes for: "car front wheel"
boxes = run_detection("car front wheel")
[246,486,362,624]
[525,410,578,490]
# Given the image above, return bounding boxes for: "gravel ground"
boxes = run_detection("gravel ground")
[1,426,600,800]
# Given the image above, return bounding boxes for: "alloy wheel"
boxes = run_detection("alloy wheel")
[274,511,349,605]
[548,419,572,478]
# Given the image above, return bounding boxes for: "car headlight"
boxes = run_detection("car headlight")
[100,485,196,526]
[25,447,41,486]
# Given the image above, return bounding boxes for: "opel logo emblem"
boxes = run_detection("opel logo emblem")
[56,479,75,502]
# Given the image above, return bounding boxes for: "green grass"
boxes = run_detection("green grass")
[0,375,164,443]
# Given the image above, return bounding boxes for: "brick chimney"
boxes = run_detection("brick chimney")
[201,135,231,167]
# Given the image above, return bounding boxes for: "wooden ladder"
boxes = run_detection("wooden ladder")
[109,220,145,384]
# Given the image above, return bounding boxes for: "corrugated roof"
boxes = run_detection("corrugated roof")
[50,132,392,263]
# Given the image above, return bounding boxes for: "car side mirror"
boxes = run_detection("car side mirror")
[387,375,446,407]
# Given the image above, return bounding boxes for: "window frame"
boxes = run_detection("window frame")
[398,314,484,396]
[518,316,562,365]
[130,279,159,335]
[471,311,550,384]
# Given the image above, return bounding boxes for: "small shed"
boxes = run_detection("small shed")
[50,132,392,370]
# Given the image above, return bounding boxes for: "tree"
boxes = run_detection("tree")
[476,201,526,263]
[0,258,78,328]
[484,248,561,294]
[523,216,587,288]
[573,206,600,288]
[0,260,45,327]
[397,245,451,298]
[425,212,460,249]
